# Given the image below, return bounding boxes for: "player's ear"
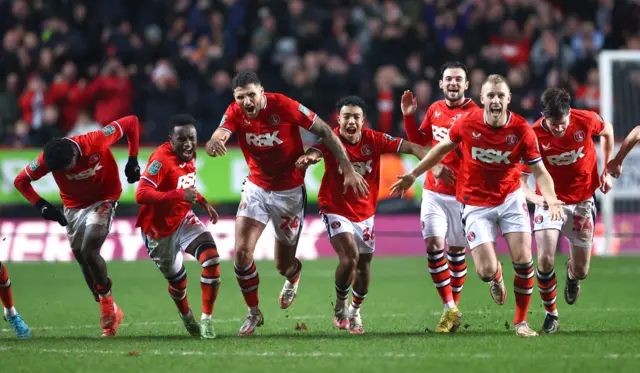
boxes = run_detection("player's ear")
[507,92,512,104]
[464,80,469,90]
[438,80,444,89]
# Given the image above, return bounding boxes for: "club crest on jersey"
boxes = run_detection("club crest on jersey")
[331,221,341,229]
[29,159,40,171]
[467,231,475,241]
[101,125,116,136]
[574,130,586,142]
[535,215,543,224]
[361,144,373,156]
[88,153,101,163]
[147,160,162,175]
[298,104,311,116]
[269,114,280,125]
[506,134,518,146]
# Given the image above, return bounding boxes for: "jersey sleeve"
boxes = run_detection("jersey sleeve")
[418,107,434,142]
[521,126,542,165]
[590,111,606,134]
[280,95,317,130]
[75,116,140,154]
[218,105,239,134]
[447,117,464,144]
[520,161,532,176]
[139,152,169,189]
[24,153,50,182]
[377,132,403,154]
[14,153,50,205]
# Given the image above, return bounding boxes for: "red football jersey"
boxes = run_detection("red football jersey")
[21,116,139,209]
[219,93,317,191]
[136,143,197,239]
[448,109,541,207]
[419,98,478,195]
[521,109,605,204]
[313,127,403,222]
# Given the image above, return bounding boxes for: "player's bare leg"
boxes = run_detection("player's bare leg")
[425,236,462,333]
[329,232,359,329]
[504,232,538,337]
[234,217,266,336]
[275,240,303,309]
[71,250,100,302]
[0,262,31,339]
[185,233,221,339]
[535,229,561,333]
[349,253,372,335]
[447,246,467,306]
[82,224,123,337]
[470,243,506,305]
[565,244,591,305]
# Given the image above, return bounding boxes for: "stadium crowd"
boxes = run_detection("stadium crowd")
[0,0,639,146]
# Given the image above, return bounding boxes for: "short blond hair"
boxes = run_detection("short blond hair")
[482,74,509,89]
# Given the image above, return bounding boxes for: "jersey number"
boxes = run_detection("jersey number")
[280,216,300,231]
[363,227,375,242]
[572,216,593,237]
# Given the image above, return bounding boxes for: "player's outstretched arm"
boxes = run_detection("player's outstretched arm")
[519,172,545,207]
[195,192,219,224]
[14,169,67,226]
[598,121,615,193]
[135,179,188,204]
[206,129,231,157]
[295,148,323,170]
[529,161,564,221]
[608,125,640,178]
[115,116,141,183]
[309,118,369,198]
[389,139,457,197]
[398,140,428,160]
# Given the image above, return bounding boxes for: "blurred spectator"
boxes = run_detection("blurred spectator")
[67,110,101,137]
[0,0,639,146]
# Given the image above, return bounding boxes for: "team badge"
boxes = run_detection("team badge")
[29,159,40,171]
[420,221,425,230]
[506,134,518,146]
[101,125,116,136]
[269,114,280,126]
[361,144,373,156]
[522,202,528,213]
[239,202,247,210]
[574,130,586,142]
[467,232,475,241]
[147,160,162,175]
[331,221,341,229]
[535,215,543,224]
[89,153,101,163]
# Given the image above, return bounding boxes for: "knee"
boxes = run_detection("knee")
[511,250,532,264]
[340,255,358,273]
[476,261,498,282]
[235,248,253,268]
[537,254,555,273]
[447,246,466,255]
[571,263,589,280]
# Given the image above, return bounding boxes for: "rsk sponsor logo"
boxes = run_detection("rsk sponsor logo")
[471,147,512,164]
[432,126,449,142]
[245,131,283,147]
[546,146,585,166]
[177,172,196,189]
[66,163,104,180]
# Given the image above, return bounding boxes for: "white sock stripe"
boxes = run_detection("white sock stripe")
[515,271,535,279]
[451,286,463,292]
[235,271,258,281]
[428,263,449,274]
[352,290,367,299]
[427,252,445,260]
[434,278,451,288]
[335,284,351,293]
[513,261,534,269]
[169,285,186,293]
[241,284,259,293]
[536,269,556,280]
[543,297,557,306]
[450,269,468,278]
[538,284,557,294]
[235,261,254,272]
[169,292,187,300]
[0,280,10,288]
[446,254,465,262]
[513,286,534,295]
[200,277,221,285]
[201,257,220,267]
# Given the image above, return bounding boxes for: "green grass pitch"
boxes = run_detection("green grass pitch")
[1,256,639,372]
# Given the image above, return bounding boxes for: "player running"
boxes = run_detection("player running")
[13,115,140,337]
[401,61,478,333]
[520,88,614,333]
[296,96,426,334]
[391,75,564,337]
[136,114,221,339]
[607,125,640,178]
[205,72,368,336]
[0,262,31,339]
